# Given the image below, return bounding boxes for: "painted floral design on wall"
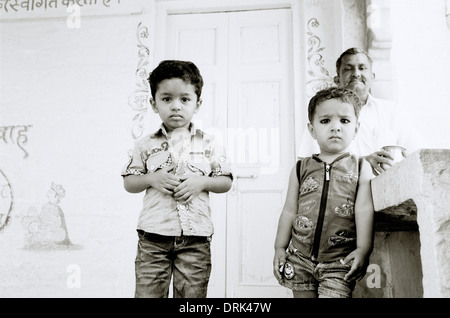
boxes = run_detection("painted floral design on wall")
[306,18,335,96]
[128,22,151,141]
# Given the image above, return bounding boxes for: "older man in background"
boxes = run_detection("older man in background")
[299,47,425,175]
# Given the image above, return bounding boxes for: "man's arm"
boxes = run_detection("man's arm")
[364,150,394,176]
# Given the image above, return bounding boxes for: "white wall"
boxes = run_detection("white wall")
[391,0,450,149]
[2,0,449,298]
[0,0,150,297]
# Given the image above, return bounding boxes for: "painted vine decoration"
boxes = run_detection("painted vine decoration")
[306,18,334,96]
[128,22,151,141]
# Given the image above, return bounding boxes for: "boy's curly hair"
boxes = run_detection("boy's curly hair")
[308,87,361,123]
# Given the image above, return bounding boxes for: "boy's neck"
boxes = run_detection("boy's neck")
[316,151,349,164]
[164,123,191,134]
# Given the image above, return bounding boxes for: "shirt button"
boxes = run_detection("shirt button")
[149,164,155,171]
[179,204,186,210]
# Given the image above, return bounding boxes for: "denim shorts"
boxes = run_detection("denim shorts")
[280,244,355,298]
[134,230,212,298]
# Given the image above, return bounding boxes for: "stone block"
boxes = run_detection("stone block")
[370,149,450,298]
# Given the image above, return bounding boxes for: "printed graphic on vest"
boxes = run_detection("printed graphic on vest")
[334,198,355,217]
[300,199,317,212]
[292,215,313,243]
[335,170,358,185]
[328,230,356,246]
[299,177,319,195]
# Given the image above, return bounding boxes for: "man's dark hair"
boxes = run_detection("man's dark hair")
[335,47,373,74]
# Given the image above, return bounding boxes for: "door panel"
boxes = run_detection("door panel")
[166,8,294,298]
[226,9,294,297]
[166,12,229,298]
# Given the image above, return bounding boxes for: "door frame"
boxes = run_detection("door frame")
[151,0,306,152]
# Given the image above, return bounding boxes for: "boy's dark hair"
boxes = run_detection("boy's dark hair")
[148,60,204,100]
[308,87,361,123]
[335,47,373,74]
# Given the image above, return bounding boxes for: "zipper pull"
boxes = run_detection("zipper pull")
[325,164,330,181]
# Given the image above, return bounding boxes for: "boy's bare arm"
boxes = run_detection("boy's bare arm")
[123,174,147,194]
[354,160,375,256]
[201,175,233,193]
[173,175,232,203]
[273,166,299,280]
[274,166,299,249]
[123,165,180,194]
[343,160,375,282]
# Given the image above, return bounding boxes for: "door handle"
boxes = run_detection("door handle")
[231,174,258,193]
[236,174,258,179]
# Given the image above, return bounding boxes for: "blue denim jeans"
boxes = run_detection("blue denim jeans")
[280,243,356,298]
[134,230,212,298]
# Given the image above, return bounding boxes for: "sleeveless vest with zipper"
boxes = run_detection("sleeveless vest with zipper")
[291,153,362,262]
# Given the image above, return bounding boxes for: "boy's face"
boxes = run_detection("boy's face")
[308,99,359,156]
[150,78,201,132]
[334,53,375,102]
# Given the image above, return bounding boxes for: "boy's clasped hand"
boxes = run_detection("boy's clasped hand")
[148,164,205,203]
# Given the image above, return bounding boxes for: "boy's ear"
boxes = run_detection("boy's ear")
[333,76,340,85]
[307,122,316,139]
[194,98,202,114]
[150,98,158,113]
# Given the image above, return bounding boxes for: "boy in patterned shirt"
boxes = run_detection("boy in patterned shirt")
[122,60,233,298]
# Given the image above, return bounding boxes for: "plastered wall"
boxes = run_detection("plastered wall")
[1,0,449,298]
[0,0,148,297]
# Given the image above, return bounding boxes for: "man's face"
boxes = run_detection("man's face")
[334,53,375,102]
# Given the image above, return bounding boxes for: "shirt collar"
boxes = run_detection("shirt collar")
[152,122,203,138]
[312,152,350,164]
[364,93,375,107]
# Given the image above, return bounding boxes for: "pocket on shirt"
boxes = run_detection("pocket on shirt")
[188,153,211,175]
[146,151,171,172]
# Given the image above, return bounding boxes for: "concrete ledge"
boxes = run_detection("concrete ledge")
[370,149,450,298]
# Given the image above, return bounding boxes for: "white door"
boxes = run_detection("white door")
[166,12,230,298]
[165,8,294,298]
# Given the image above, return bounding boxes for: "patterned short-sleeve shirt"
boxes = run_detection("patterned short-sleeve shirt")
[121,123,233,236]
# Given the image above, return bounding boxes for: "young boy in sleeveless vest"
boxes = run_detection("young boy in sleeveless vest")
[273,87,374,298]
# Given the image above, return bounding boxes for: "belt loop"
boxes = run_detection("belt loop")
[175,235,184,246]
